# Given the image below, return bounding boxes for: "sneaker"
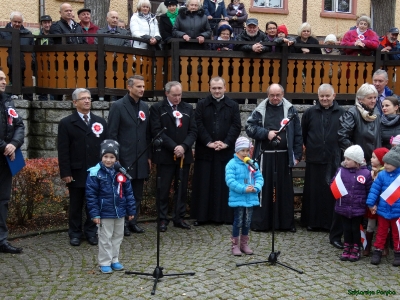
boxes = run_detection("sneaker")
[111,262,124,271]
[349,244,360,262]
[371,249,383,265]
[99,266,113,274]
[340,243,351,261]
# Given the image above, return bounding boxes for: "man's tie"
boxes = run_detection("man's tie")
[83,114,89,126]
[172,104,177,111]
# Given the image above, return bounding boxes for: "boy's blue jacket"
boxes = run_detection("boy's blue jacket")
[225,154,264,207]
[86,162,136,219]
[366,167,400,219]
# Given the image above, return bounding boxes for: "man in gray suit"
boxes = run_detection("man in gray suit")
[108,75,151,235]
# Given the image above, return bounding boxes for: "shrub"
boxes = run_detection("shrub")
[9,158,68,226]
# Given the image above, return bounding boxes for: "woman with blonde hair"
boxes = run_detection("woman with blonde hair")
[294,22,321,54]
[130,0,162,49]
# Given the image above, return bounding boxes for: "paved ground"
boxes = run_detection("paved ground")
[1,220,399,299]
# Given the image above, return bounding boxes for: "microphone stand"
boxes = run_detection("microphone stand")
[236,114,303,274]
[125,127,195,295]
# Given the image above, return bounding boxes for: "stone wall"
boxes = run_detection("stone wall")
[14,100,311,159]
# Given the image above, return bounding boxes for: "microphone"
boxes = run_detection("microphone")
[114,162,133,180]
[243,157,258,171]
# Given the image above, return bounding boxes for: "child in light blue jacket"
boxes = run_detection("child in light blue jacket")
[225,137,264,256]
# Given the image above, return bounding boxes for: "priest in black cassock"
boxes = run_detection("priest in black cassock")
[300,84,345,233]
[191,77,241,225]
[246,83,302,232]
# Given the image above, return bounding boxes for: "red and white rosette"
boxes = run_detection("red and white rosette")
[7,108,18,125]
[138,110,146,121]
[173,110,183,128]
[236,10,242,16]
[91,122,104,137]
[116,173,127,198]
[279,118,289,131]
[358,34,365,41]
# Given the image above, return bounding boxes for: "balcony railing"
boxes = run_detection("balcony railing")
[1,28,399,104]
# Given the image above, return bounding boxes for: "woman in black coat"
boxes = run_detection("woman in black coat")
[381,96,400,149]
[226,0,247,36]
[294,22,322,54]
[159,0,179,45]
[172,0,212,49]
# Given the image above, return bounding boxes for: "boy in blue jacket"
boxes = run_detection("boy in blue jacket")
[225,137,264,256]
[366,146,400,266]
[86,140,136,274]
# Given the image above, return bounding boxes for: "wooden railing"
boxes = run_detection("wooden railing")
[1,28,400,104]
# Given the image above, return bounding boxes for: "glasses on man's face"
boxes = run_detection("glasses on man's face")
[77,97,92,101]
[268,94,282,99]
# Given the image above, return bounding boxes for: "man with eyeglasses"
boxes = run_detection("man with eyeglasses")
[58,88,108,246]
[246,83,302,232]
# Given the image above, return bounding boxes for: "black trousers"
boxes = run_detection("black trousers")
[68,186,97,239]
[126,178,144,226]
[341,215,363,245]
[0,157,12,245]
[156,164,190,223]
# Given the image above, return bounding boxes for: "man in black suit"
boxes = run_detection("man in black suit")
[58,88,108,246]
[108,75,151,235]
[0,67,25,254]
[150,81,197,232]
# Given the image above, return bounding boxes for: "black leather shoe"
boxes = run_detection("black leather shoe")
[174,221,191,230]
[70,238,81,246]
[0,242,23,254]
[193,221,203,226]
[290,227,297,233]
[129,224,145,233]
[330,240,344,249]
[87,236,98,246]
[124,225,131,236]
[159,221,167,232]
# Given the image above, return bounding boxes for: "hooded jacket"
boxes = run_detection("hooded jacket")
[86,162,136,219]
[130,12,161,49]
[366,167,400,220]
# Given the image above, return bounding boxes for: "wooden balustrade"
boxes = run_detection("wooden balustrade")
[1,31,399,103]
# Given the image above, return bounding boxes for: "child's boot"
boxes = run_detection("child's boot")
[349,244,361,262]
[363,231,373,256]
[393,251,400,267]
[370,249,383,265]
[340,243,351,261]
[240,235,253,255]
[231,237,242,256]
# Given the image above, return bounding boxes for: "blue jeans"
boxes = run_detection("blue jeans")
[232,207,253,237]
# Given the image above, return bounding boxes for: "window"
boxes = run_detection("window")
[321,0,357,20]
[324,0,351,13]
[250,0,288,14]
[253,0,282,9]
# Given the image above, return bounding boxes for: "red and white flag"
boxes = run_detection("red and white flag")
[330,169,348,200]
[396,218,400,249]
[381,175,400,206]
[360,225,367,250]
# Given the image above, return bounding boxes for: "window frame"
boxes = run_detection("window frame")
[320,0,358,20]
[249,0,288,14]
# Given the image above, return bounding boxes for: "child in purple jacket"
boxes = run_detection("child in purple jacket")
[332,145,373,262]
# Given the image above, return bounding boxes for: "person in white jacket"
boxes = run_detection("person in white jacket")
[130,0,162,49]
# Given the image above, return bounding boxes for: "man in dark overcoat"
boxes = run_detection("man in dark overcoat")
[301,84,345,249]
[191,77,241,225]
[58,88,108,246]
[149,81,197,232]
[108,75,151,235]
[0,67,25,254]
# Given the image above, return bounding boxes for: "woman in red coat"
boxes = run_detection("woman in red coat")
[341,16,379,56]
